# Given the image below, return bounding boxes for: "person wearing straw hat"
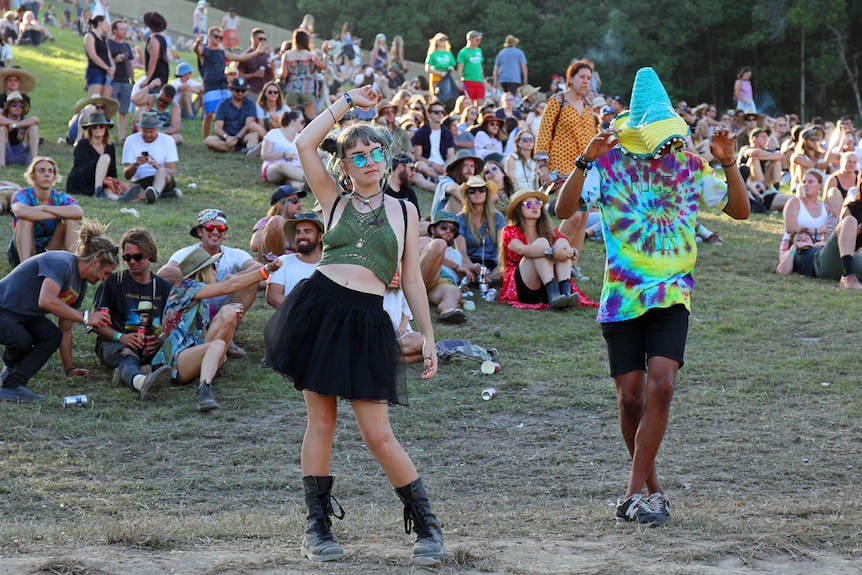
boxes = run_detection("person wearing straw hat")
[153,246,281,412]
[493,34,527,97]
[69,95,120,144]
[160,209,262,360]
[0,68,36,107]
[499,189,593,310]
[92,228,173,400]
[0,90,39,167]
[431,149,484,217]
[556,66,748,526]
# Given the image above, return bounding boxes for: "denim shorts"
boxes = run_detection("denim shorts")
[86,68,110,87]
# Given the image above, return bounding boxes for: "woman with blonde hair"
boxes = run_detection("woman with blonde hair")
[455,175,505,283]
[279,28,327,119]
[424,32,455,101]
[389,35,406,75]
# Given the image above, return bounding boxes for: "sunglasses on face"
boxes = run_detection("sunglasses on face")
[429,109,445,115]
[211,34,223,40]
[122,253,146,262]
[266,90,279,95]
[467,187,487,195]
[233,88,248,93]
[350,147,385,168]
[520,137,535,143]
[203,223,228,233]
[436,222,458,232]
[9,102,24,108]
[522,200,543,209]
[286,197,302,204]
[485,165,500,174]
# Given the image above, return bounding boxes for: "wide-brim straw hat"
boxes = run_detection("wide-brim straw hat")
[178,247,222,279]
[73,95,120,118]
[0,68,36,93]
[458,175,498,201]
[506,188,548,221]
[612,67,689,159]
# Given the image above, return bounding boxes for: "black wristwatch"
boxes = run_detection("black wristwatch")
[574,154,594,172]
[544,247,555,259]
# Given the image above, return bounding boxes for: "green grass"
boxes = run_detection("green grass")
[1,25,861,575]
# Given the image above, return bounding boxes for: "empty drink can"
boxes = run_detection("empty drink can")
[481,388,497,401]
[63,395,88,407]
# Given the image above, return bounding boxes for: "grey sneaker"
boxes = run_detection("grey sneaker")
[647,492,671,521]
[144,186,158,204]
[140,365,172,400]
[571,266,591,282]
[616,494,668,526]
[0,385,44,403]
[196,383,219,412]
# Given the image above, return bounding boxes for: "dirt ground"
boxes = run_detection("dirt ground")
[3,539,861,574]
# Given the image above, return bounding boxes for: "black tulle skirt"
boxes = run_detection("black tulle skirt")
[264,271,408,405]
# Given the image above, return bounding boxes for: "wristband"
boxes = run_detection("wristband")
[82,310,89,325]
[113,331,122,342]
[721,161,735,168]
[574,154,594,172]
[343,92,354,108]
[260,266,270,280]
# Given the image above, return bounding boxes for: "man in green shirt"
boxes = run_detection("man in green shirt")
[456,30,485,103]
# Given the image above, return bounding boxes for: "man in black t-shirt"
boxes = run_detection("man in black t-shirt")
[92,228,173,399]
[384,153,420,215]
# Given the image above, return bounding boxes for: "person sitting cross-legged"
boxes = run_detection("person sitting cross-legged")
[204,77,266,155]
[121,111,179,203]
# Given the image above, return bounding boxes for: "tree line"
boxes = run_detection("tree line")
[209,0,862,121]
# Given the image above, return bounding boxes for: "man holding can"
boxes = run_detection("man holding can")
[419,211,466,324]
[92,228,173,399]
[555,67,749,526]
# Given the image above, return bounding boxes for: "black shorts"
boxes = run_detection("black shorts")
[601,304,689,376]
[514,267,546,304]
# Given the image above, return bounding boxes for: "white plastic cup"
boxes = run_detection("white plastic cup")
[480,360,500,375]
[462,300,475,311]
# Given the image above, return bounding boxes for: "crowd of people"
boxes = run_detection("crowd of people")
[1,6,861,565]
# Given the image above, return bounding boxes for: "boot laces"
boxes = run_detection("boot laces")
[313,493,344,541]
[402,497,432,538]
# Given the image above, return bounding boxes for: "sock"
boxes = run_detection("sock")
[841,255,855,277]
[132,374,146,391]
[695,224,712,239]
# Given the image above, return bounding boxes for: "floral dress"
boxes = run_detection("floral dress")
[151,278,206,377]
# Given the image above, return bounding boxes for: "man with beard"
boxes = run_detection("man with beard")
[418,211,466,324]
[265,212,323,309]
[121,111,179,202]
[204,77,266,155]
[158,209,262,358]
[250,185,306,263]
[430,149,484,218]
[384,154,420,214]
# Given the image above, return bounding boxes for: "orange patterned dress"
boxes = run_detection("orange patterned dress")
[535,94,599,174]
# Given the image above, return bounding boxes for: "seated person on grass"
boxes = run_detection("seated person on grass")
[8,156,83,267]
[130,84,184,146]
[250,185,305,263]
[92,227,174,399]
[776,217,862,290]
[204,77,266,154]
[418,210,466,324]
[741,128,789,213]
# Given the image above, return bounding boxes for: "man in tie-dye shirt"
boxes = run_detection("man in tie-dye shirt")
[556,67,749,526]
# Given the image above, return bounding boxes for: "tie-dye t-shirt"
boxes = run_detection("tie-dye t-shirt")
[582,148,728,323]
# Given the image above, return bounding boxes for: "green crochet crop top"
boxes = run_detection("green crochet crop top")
[318,197,406,285]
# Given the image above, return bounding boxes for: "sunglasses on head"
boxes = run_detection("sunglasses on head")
[203,223,228,233]
[294,212,318,221]
[436,222,458,232]
[522,200,543,208]
[467,187,487,195]
[350,147,385,168]
[122,253,146,262]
